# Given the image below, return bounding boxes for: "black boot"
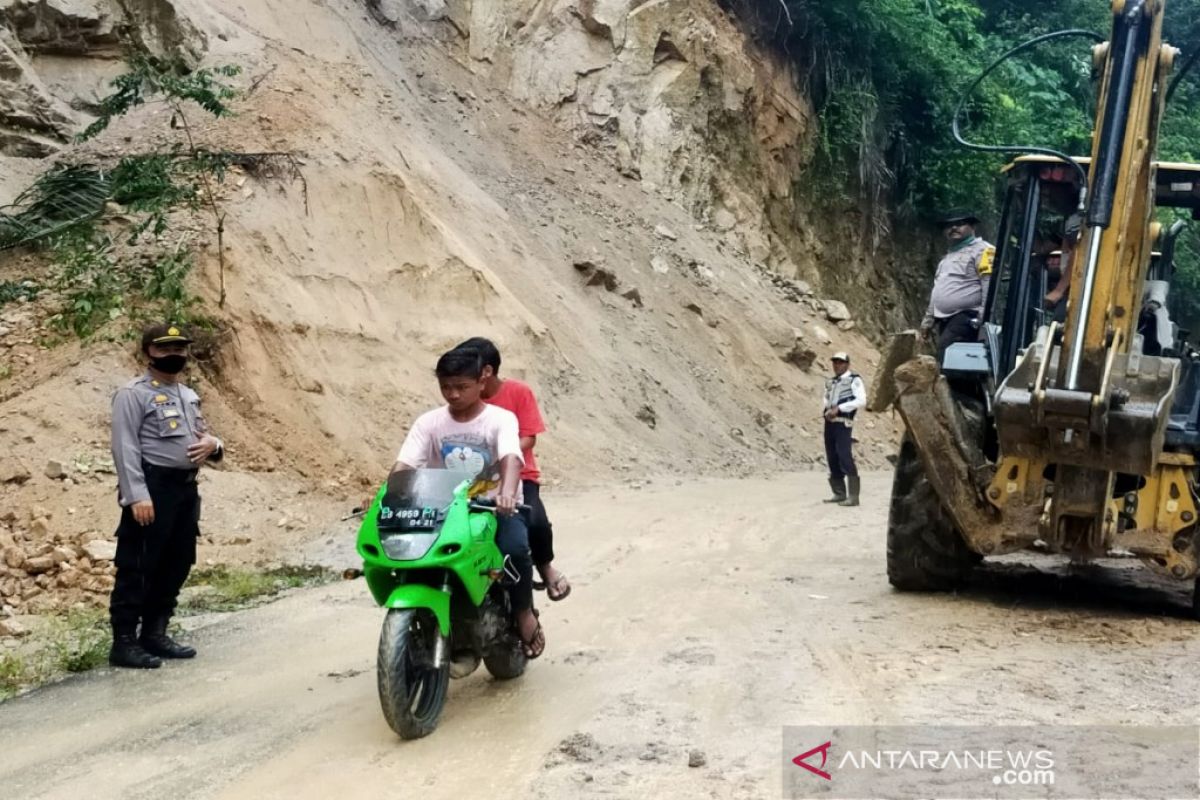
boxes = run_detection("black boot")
[140,617,196,659]
[840,476,861,507]
[109,633,163,669]
[823,477,847,503]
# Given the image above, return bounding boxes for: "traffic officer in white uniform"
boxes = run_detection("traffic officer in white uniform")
[108,323,224,669]
[920,210,996,363]
[822,352,867,507]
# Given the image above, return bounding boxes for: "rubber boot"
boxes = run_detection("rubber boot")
[109,633,163,669]
[140,617,196,659]
[840,476,861,507]
[823,477,847,503]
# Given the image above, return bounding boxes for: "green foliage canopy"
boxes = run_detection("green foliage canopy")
[734,0,1199,215]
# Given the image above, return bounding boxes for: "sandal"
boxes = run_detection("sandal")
[545,573,571,602]
[521,621,546,660]
[533,571,572,602]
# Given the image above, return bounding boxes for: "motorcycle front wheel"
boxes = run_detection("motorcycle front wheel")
[377,608,450,739]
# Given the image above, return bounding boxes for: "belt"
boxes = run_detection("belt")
[142,461,199,484]
[936,309,979,325]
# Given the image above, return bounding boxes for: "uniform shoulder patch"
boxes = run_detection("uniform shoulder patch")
[977,245,996,276]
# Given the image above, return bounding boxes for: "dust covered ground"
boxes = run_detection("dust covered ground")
[3,472,1200,800]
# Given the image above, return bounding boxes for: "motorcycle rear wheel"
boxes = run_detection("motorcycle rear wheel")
[483,635,528,680]
[377,608,450,739]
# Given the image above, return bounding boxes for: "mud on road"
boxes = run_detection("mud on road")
[3,472,1200,800]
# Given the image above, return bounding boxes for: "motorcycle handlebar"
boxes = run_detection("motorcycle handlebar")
[469,499,532,514]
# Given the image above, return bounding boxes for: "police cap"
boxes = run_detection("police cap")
[141,323,194,353]
[938,208,981,227]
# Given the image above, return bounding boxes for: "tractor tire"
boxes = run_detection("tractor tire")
[886,435,980,591]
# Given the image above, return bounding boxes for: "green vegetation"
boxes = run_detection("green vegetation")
[0,651,30,698]
[0,280,39,305]
[49,608,111,673]
[181,565,334,614]
[0,609,109,700]
[0,56,296,340]
[731,0,1200,320]
[0,56,241,338]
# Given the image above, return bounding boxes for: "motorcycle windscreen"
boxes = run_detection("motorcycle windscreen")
[378,468,466,532]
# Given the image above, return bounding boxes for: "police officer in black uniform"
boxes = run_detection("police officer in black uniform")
[108,323,224,669]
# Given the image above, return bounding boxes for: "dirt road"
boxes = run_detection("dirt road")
[3,472,1200,800]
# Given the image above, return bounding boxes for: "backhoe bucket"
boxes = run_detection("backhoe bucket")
[994,342,1178,476]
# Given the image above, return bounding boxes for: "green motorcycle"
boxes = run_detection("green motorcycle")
[357,468,529,739]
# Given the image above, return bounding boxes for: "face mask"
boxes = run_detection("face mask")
[150,354,188,374]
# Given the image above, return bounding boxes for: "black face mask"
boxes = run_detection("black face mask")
[150,354,188,374]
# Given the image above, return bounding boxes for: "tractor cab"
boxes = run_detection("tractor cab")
[981,155,1200,447]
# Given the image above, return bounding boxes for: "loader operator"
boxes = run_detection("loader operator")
[920,209,996,362]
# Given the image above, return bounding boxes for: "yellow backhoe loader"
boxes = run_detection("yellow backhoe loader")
[875,0,1200,614]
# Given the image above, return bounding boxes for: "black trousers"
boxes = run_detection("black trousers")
[824,421,857,480]
[934,310,979,363]
[495,514,533,612]
[110,464,201,636]
[522,479,554,566]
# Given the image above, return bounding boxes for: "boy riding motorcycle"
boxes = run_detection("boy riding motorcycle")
[389,347,545,658]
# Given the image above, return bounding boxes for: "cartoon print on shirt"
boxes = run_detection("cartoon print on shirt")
[441,442,491,475]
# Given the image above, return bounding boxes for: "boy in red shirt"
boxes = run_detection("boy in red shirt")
[456,337,570,601]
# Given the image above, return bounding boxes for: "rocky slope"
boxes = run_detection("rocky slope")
[0,0,907,619]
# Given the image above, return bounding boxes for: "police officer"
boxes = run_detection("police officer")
[822,352,867,507]
[108,323,224,669]
[920,210,996,362]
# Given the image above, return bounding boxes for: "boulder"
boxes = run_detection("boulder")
[0,617,28,637]
[635,404,657,429]
[82,539,117,562]
[44,459,67,480]
[713,208,737,232]
[3,547,23,569]
[23,555,54,574]
[573,260,620,292]
[823,299,851,322]
[56,568,83,589]
[0,458,31,485]
[781,344,817,372]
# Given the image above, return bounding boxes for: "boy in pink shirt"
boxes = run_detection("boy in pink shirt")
[457,337,570,601]
[392,347,545,658]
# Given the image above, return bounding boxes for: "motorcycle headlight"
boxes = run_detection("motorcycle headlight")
[380,532,439,561]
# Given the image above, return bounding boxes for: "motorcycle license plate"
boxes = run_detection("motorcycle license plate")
[377,501,442,532]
